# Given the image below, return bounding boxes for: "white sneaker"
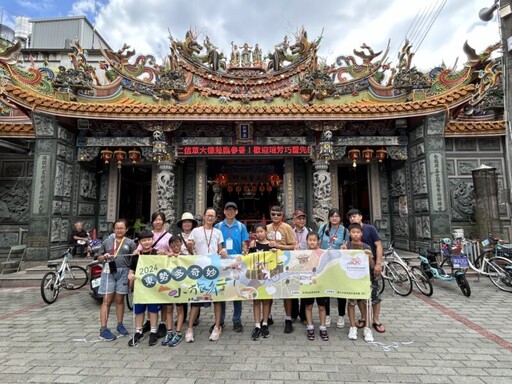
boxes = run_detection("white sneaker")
[363,327,374,342]
[348,326,358,340]
[209,326,222,341]
[336,316,345,329]
[185,328,194,343]
[325,315,331,327]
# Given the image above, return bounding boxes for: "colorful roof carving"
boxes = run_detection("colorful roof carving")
[0,27,503,122]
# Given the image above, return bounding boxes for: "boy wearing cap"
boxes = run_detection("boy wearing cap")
[215,202,249,333]
[127,230,159,347]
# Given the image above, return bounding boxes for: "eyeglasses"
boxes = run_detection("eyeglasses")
[114,227,127,230]
[205,214,216,218]
[271,212,282,217]
[295,217,306,220]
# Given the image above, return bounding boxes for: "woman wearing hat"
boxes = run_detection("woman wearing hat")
[176,212,200,326]
[176,212,198,255]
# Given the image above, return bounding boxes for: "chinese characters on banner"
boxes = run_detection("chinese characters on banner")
[133,250,371,304]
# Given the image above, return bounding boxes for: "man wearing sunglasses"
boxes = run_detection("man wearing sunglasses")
[266,205,296,333]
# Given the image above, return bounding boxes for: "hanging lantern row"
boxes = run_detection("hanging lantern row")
[348,147,387,168]
[100,148,142,168]
[224,182,277,194]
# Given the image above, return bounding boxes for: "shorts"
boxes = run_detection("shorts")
[348,274,382,305]
[98,267,129,295]
[134,304,161,315]
[301,297,329,306]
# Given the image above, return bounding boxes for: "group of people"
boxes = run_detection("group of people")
[94,203,385,347]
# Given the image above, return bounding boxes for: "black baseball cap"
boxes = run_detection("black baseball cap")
[224,202,238,210]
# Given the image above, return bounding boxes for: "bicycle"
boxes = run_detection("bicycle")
[442,236,512,293]
[379,243,414,296]
[380,242,433,297]
[40,247,89,304]
[419,241,471,297]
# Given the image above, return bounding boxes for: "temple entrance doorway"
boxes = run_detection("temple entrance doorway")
[206,159,283,231]
[338,165,370,225]
[118,164,152,237]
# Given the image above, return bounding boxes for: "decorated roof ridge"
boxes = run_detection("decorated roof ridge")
[445,120,505,137]
[1,82,475,121]
[0,33,499,109]
[0,121,34,137]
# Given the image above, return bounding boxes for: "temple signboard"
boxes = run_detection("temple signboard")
[177,145,311,157]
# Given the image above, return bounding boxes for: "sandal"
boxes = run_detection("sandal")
[356,319,366,329]
[373,322,386,333]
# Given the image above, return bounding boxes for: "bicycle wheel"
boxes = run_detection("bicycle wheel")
[41,271,60,304]
[126,288,134,311]
[62,265,88,290]
[456,273,471,297]
[486,256,512,293]
[410,266,433,296]
[385,261,412,296]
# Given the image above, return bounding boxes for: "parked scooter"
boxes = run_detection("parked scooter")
[87,239,103,302]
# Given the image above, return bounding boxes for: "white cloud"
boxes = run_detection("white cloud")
[69,0,97,17]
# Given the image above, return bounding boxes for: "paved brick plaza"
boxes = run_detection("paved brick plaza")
[0,275,511,384]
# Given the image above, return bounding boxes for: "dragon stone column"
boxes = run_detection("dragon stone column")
[312,159,332,227]
[156,159,176,225]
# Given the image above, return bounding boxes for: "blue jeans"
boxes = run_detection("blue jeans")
[220,301,242,323]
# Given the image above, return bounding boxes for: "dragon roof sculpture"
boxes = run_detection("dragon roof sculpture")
[0,27,503,124]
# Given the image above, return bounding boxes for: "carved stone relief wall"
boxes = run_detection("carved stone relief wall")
[293,158,308,217]
[0,156,32,248]
[445,136,509,240]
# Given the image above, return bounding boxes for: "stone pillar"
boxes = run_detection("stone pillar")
[312,159,332,227]
[195,158,207,216]
[27,114,75,260]
[283,158,294,216]
[156,159,176,225]
[424,113,451,239]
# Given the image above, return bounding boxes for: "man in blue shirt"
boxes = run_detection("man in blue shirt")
[215,202,249,332]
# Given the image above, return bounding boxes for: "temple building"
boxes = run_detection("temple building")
[0,18,509,261]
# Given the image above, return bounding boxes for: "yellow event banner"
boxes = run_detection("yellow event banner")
[133,249,371,304]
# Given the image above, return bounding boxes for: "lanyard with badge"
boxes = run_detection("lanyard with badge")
[104,237,125,274]
[224,224,235,251]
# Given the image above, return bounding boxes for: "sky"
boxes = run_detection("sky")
[0,0,503,71]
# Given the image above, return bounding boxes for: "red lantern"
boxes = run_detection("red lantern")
[266,183,273,192]
[268,172,282,187]
[114,149,127,168]
[251,183,257,192]
[215,173,228,187]
[362,148,374,162]
[348,149,360,168]
[376,148,387,162]
[227,185,234,193]
[235,184,242,193]
[259,183,266,193]
[128,148,141,164]
[100,149,113,164]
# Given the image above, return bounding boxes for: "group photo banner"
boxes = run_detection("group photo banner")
[133,249,371,304]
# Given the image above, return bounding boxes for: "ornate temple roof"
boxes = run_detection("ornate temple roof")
[0,27,503,125]
[445,120,506,137]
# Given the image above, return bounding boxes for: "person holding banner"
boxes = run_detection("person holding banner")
[215,202,249,333]
[303,231,330,341]
[160,235,187,347]
[127,230,159,347]
[147,211,173,339]
[347,208,385,334]
[266,205,296,333]
[186,207,228,342]
[248,223,273,340]
[292,210,310,325]
[318,208,349,329]
[343,223,375,342]
[97,219,137,341]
